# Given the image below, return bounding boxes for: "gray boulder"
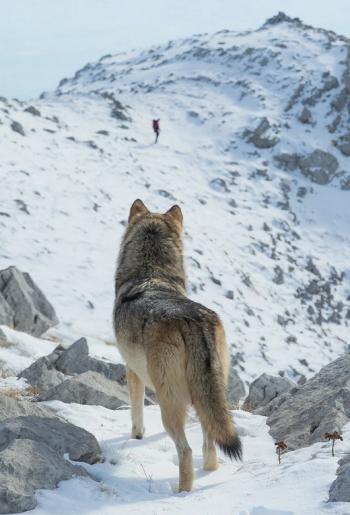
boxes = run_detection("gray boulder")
[18,353,65,391]
[23,105,41,117]
[0,415,101,464]
[227,368,246,407]
[299,149,339,185]
[274,153,300,171]
[335,132,350,156]
[0,266,58,336]
[10,121,25,136]
[55,337,126,384]
[0,395,57,422]
[329,455,350,502]
[298,106,312,124]
[243,373,293,411]
[40,370,130,409]
[0,291,14,327]
[245,117,279,149]
[0,438,89,514]
[341,175,350,191]
[266,354,350,450]
[275,150,339,185]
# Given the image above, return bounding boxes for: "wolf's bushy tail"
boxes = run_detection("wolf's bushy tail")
[186,324,242,461]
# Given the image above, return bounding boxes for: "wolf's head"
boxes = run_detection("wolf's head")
[128,199,183,234]
[115,199,186,297]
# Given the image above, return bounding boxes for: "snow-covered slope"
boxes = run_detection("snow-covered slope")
[1,12,350,386]
[33,402,350,515]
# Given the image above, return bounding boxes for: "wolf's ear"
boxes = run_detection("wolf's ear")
[128,199,149,223]
[165,204,183,225]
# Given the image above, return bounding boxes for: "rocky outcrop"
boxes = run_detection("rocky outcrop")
[54,337,126,383]
[0,394,101,514]
[0,292,14,327]
[329,455,350,502]
[341,175,350,190]
[243,373,293,412]
[0,415,101,464]
[19,338,127,392]
[298,150,339,184]
[265,354,350,450]
[244,117,279,149]
[0,395,57,422]
[10,121,25,137]
[0,439,89,514]
[274,149,339,185]
[227,367,246,407]
[18,351,66,391]
[298,106,312,124]
[40,370,130,409]
[23,105,41,117]
[335,131,350,156]
[0,267,58,336]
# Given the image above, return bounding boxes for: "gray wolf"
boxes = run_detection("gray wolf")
[113,199,242,492]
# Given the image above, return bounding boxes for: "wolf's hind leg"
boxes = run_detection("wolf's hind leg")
[202,428,218,471]
[159,398,193,492]
[127,367,145,439]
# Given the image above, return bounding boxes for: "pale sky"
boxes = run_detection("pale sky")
[1,0,349,99]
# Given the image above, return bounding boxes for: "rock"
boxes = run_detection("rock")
[266,354,350,450]
[18,351,65,391]
[298,106,312,124]
[341,175,350,190]
[0,328,7,343]
[10,121,25,136]
[245,117,279,149]
[227,367,246,406]
[329,455,350,502]
[0,395,57,422]
[243,373,293,411]
[275,150,339,185]
[40,370,130,409]
[335,132,350,156]
[0,292,14,327]
[0,266,58,336]
[299,150,338,185]
[24,105,41,116]
[0,439,89,514]
[272,265,284,285]
[274,153,300,171]
[264,12,302,27]
[55,338,126,384]
[0,415,101,464]
[209,178,230,193]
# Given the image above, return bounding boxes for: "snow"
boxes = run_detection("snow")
[0,326,349,513]
[32,401,350,515]
[0,15,350,513]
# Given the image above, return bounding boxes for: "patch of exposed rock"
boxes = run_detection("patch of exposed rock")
[263,354,350,450]
[274,149,339,185]
[244,117,279,149]
[0,266,58,336]
[329,455,350,502]
[243,373,293,412]
[40,370,130,409]
[0,397,100,513]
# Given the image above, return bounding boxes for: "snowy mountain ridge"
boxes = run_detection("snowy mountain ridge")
[0,13,350,387]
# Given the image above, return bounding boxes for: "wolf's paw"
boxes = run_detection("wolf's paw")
[131,426,145,439]
[203,462,219,471]
[203,453,218,471]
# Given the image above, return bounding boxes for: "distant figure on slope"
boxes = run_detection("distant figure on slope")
[152,119,160,143]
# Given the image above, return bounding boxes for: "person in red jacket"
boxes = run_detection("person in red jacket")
[152,119,160,143]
